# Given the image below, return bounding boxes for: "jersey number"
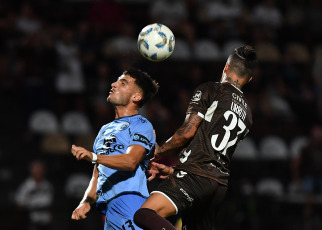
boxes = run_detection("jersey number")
[211,110,246,156]
[122,220,135,230]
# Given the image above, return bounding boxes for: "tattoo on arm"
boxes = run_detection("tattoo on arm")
[158,113,202,157]
[182,113,201,135]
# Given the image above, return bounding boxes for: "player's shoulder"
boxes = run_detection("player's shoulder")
[133,114,150,123]
[131,115,153,128]
[99,123,110,132]
[193,81,219,93]
[197,81,218,88]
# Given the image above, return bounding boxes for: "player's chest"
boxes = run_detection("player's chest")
[95,122,131,154]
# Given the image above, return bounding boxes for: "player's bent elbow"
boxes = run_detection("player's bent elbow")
[127,163,137,171]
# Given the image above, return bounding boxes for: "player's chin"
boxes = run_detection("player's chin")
[107,96,117,104]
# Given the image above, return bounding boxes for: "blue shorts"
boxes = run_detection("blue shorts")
[104,194,146,230]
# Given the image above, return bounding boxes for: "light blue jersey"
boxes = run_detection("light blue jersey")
[93,114,155,217]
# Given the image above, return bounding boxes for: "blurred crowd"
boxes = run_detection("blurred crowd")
[0,0,322,230]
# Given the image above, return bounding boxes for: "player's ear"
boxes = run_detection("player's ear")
[224,62,229,73]
[132,93,142,103]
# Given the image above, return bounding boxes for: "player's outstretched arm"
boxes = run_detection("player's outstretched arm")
[71,164,98,220]
[154,112,202,161]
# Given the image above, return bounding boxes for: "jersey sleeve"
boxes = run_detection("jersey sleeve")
[186,82,218,118]
[129,120,155,152]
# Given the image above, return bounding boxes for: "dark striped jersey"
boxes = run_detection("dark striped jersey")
[175,82,253,186]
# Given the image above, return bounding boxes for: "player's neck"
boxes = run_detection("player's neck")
[221,73,244,89]
[114,106,139,119]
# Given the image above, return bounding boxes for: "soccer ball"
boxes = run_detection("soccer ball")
[137,23,175,62]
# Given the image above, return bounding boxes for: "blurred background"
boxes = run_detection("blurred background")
[0,0,322,230]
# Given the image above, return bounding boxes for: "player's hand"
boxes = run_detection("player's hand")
[71,202,91,220]
[147,162,174,182]
[71,145,93,162]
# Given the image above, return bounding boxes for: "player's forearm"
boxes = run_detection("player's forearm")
[157,133,191,158]
[156,113,201,159]
[80,166,98,204]
[96,154,139,171]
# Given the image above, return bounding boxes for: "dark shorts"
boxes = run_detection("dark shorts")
[151,169,228,230]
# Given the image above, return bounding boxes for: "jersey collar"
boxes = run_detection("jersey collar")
[224,82,243,93]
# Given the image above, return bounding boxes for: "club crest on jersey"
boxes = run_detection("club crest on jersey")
[191,90,202,102]
[118,122,129,130]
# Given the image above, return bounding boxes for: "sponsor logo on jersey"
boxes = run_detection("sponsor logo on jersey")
[103,134,125,154]
[104,134,116,147]
[133,133,151,147]
[107,144,125,153]
[179,187,194,205]
[210,163,229,175]
[191,90,202,102]
[232,93,247,108]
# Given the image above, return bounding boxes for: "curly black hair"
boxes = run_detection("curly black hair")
[123,68,159,107]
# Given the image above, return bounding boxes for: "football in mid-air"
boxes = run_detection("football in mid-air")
[137,23,175,62]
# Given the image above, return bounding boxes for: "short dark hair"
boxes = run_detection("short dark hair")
[123,68,159,107]
[227,45,257,79]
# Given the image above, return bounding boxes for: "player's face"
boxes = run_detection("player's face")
[107,74,141,106]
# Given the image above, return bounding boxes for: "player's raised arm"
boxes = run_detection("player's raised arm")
[154,112,203,161]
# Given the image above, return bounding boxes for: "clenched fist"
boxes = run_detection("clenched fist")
[71,145,93,162]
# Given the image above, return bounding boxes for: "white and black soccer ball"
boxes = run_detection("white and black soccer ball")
[137,23,175,62]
